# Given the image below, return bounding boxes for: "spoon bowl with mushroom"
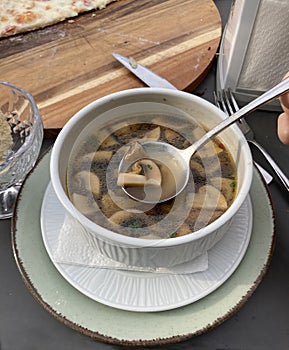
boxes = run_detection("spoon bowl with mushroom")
[118,76,289,203]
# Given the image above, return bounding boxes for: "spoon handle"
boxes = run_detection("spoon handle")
[185,76,289,156]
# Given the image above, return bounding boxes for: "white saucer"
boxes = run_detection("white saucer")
[41,182,253,312]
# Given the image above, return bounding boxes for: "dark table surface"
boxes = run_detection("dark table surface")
[1,1,289,349]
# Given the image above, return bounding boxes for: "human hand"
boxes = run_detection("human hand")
[278,72,289,144]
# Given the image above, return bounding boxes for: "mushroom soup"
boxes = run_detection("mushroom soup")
[66,114,237,239]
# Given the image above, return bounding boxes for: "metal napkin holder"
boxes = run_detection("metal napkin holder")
[216,0,289,111]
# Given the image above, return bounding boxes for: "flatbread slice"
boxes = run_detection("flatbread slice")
[0,0,117,38]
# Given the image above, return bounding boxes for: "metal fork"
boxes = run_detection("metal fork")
[214,89,289,191]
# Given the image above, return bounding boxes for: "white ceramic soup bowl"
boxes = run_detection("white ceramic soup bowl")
[50,88,253,268]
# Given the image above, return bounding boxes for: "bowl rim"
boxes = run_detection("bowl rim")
[50,88,253,248]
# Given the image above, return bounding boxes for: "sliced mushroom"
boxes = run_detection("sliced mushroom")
[74,170,100,196]
[77,150,113,168]
[77,153,95,168]
[93,150,113,162]
[118,157,162,188]
[123,141,146,164]
[131,162,142,174]
[210,177,236,204]
[191,184,228,211]
[109,210,150,227]
[104,191,150,212]
[100,193,121,217]
[101,134,119,148]
[117,173,147,187]
[71,193,99,217]
[139,159,162,187]
[174,224,192,237]
[142,126,161,141]
[197,141,223,160]
[190,159,206,178]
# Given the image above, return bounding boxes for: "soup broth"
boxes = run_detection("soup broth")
[66,115,237,239]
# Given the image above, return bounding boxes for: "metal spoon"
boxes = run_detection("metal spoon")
[120,76,289,203]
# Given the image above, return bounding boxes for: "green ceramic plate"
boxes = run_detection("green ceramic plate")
[11,149,275,346]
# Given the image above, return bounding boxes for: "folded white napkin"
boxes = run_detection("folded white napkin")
[53,215,208,274]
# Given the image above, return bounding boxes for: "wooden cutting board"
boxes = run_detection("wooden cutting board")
[0,0,221,135]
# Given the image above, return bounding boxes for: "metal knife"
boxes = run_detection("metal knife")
[112,52,273,184]
[112,52,176,90]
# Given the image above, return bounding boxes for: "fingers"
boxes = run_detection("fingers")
[278,72,289,144]
[279,72,289,111]
[277,112,289,145]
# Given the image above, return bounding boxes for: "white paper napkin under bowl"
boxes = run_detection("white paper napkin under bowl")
[53,215,208,275]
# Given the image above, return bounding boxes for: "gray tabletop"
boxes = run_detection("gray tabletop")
[1,1,289,349]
